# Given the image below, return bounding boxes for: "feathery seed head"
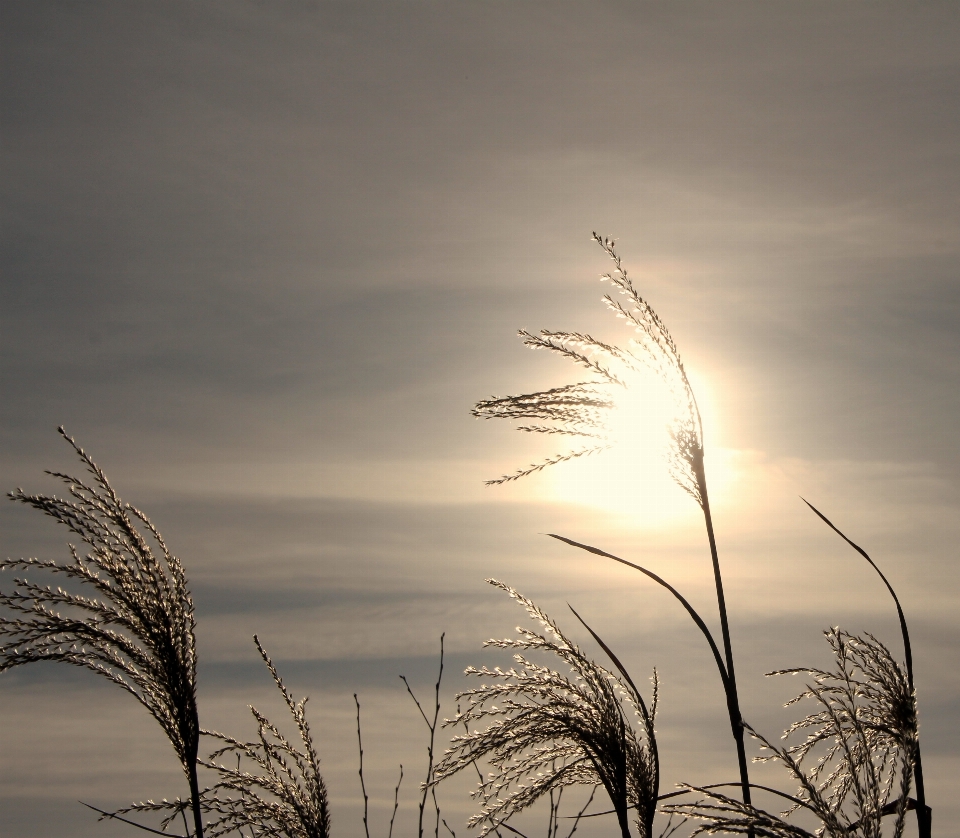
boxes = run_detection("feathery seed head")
[665,629,917,838]
[436,580,660,837]
[474,235,705,507]
[119,637,331,838]
[1,429,200,779]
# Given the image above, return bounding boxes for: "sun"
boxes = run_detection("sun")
[545,370,735,524]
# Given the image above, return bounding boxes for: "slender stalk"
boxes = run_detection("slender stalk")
[561,785,596,838]
[694,453,752,812]
[389,765,403,838]
[81,802,190,838]
[355,694,371,838]
[401,633,445,838]
[186,749,204,838]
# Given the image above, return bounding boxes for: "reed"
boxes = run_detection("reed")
[433,580,659,838]
[664,629,918,838]
[0,428,204,838]
[473,235,752,809]
[119,635,331,838]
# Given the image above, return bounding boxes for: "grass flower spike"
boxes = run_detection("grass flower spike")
[0,428,204,837]
[118,636,332,838]
[198,636,331,838]
[665,629,918,837]
[434,580,659,838]
[474,233,703,501]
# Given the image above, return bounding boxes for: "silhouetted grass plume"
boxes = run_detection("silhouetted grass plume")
[434,580,659,838]
[473,236,753,811]
[802,500,930,837]
[120,636,331,838]
[0,428,205,837]
[665,629,918,838]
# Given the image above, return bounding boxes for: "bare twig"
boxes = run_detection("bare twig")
[356,694,371,838]
[389,765,404,838]
[401,633,445,838]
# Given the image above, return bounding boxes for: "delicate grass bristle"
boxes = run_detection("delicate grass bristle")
[1,428,204,837]
[434,580,658,838]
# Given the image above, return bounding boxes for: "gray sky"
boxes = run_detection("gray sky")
[2,3,959,837]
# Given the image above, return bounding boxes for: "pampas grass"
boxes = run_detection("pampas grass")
[0,428,205,837]
[120,636,332,838]
[473,235,753,810]
[664,629,918,838]
[434,580,659,838]
[802,500,929,838]
[196,636,331,838]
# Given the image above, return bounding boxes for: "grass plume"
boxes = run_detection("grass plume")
[665,629,918,838]
[473,235,753,810]
[1,428,204,837]
[434,580,659,838]
[120,636,331,838]
[802,500,930,838]
[200,636,330,838]
[472,234,701,497]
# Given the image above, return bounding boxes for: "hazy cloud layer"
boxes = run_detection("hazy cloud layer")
[2,3,959,837]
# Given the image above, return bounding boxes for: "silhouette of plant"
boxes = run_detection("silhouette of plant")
[434,580,659,838]
[200,635,331,838]
[473,235,753,810]
[0,428,204,837]
[120,635,331,838]
[664,629,918,838]
[802,501,930,838]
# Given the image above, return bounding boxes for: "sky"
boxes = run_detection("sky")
[1,2,959,836]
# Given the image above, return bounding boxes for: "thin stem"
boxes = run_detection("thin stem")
[401,633,445,838]
[389,765,403,838]
[562,785,596,838]
[355,694,371,838]
[186,743,205,838]
[548,786,561,838]
[695,454,752,813]
[80,803,190,838]
[180,799,191,838]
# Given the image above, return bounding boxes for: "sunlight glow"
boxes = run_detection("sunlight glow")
[546,368,736,524]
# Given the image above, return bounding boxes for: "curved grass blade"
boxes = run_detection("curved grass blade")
[547,534,729,694]
[566,604,660,799]
[566,604,649,722]
[800,499,913,679]
[800,498,930,838]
